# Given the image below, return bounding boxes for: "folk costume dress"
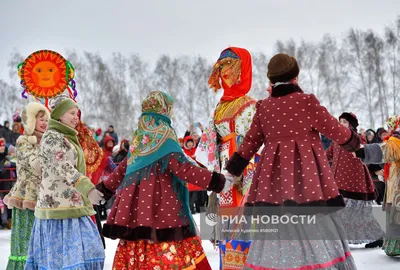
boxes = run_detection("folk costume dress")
[326,113,384,245]
[357,116,400,256]
[96,91,227,270]
[226,53,359,270]
[25,97,105,269]
[196,47,257,270]
[3,102,49,270]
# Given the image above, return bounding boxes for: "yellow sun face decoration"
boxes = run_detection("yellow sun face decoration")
[19,50,75,100]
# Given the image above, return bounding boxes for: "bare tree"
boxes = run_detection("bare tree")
[346,28,376,128]
[152,55,186,132]
[364,30,389,123]
[128,54,153,108]
[251,52,269,100]
[318,34,352,114]
[385,16,400,115]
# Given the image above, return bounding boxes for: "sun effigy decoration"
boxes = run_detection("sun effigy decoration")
[18,50,77,108]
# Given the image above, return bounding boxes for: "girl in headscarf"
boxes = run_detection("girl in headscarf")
[25,96,105,269]
[326,112,384,248]
[103,135,116,157]
[96,90,232,269]
[226,53,360,269]
[355,115,400,256]
[4,102,49,270]
[196,47,257,269]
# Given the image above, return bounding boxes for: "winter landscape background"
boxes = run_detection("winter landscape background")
[1,2,400,268]
[1,1,400,138]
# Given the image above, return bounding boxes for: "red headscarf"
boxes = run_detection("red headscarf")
[209,47,252,102]
[103,136,116,157]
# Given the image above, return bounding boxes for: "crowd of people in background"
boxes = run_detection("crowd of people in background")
[0,116,132,226]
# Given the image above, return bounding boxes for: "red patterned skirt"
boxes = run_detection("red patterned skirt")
[112,236,212,270]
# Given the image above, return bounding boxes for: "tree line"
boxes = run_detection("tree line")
[1,16,400,138]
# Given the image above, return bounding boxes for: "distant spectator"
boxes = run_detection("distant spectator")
[0,121,12,146]
[183,136,196,158]
[378,129,388,142]
[11,123,21,146]
[12,109,24,135]
[0,138,13,229]
[99,129,115,147]
[94,128,102,143]
[359,128,366,141]
[107,125,118,144]
[191,132,201,147]
[102,136,116,157]
[113,139,129,163]
[7,145,16,157]
[184,123,203,147]
[365,129,379,144]
[376,128,388,143]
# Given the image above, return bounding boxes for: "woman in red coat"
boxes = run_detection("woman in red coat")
[226,53,359,269]
[97,90,231,269]
[326,112,384,247]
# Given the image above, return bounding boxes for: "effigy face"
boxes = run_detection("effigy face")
[19,50,70,99]
[219,57,241,88]
[32,61,60,88]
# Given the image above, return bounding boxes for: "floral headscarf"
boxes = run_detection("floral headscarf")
[141,90,173,118]
[121,91,195,232]
[127,91,178,167]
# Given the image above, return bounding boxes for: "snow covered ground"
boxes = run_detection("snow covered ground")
[0,213,399,269]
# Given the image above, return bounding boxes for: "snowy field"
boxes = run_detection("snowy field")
[0,212,399,269]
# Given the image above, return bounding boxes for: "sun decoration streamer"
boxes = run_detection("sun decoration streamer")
[17,50,77,109]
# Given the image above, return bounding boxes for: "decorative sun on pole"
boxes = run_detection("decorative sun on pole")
[18,50,77,108]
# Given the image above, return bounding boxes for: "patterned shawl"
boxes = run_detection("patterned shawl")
[120,90,195,231]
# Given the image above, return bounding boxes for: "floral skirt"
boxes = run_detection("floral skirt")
[337,198,385,244]
[112,236,211,270]
[25,216,105,269]
[6,208,34,270]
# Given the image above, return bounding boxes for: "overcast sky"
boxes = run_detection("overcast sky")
[1,0,399,82]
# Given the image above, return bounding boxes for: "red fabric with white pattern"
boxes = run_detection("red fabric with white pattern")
[103,154,215,230]
[326,141,375,198]
[237,92,353,205]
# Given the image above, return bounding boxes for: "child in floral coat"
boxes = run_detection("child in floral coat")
[25,96,105,269]
[4,102,49,270]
